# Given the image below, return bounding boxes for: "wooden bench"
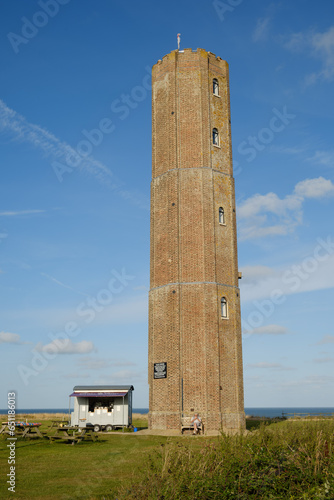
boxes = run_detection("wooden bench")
[181,417,205,435]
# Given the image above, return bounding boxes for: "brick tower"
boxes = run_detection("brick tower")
[148,48,245,432]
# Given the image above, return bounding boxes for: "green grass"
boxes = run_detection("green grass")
[117,420,334,500]
[0,416,157,499]
[1,418,333,499]
[245,418,285,431]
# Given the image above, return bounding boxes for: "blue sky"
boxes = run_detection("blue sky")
[1,0,334,410]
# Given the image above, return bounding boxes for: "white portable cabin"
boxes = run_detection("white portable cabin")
[70,385,134,431]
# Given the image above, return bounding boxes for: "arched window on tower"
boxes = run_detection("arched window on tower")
[213,78,219,96]
[213,128,219,146]
[221,297,228,318]
[219,207,225,224]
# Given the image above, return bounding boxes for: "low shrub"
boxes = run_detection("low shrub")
[117,420,334,499]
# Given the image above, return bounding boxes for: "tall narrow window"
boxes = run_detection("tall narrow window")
[213,78,219,96]
[213,128,219,146]
[221,297,228,318]
[219,207,225,224]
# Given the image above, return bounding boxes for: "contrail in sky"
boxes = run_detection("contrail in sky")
[0,98,149,209]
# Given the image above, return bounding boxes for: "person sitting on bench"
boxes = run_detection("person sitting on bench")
[191,413,202,434]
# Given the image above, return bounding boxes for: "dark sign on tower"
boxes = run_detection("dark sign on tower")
[154,362,167,379]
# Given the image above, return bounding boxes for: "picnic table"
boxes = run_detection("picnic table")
[49,426,98,444]
[48,419,70,430]
[0,421,44,438]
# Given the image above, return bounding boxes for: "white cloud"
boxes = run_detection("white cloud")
[237,177,334,240]
[294,177,334,198]
[313,356,334,364]
[240,265,275,284]
[0,331,21,344]
[311,26,334,80]
[238,192,301,219]
[76,357,110,370]
[247,362,292,370]
[112,369,140,379]
[283,32,306,53]
[0,210,45,217]
[35,339,95,355]
[317,335,334,345]
[283,26,334,84]
[279,375,334,389]
[248,362,279,368]
[239,224,290,241]
[237,192,302,241]
[96,369,146,385]
[253,17,271,42]
[90,295,148,326]
[62,372,90,379]
[244,324,288,336]
[76,356,135,370]
[308,150,334,167]
[240,243,334,303]
[270,145,306,155]
[1,294,148,332]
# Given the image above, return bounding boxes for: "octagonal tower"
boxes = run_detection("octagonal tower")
[148,48,245,432]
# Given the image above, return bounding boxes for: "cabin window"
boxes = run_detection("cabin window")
[88,398,114,412]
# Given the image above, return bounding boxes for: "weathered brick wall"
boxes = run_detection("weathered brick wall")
[149,48,245,432]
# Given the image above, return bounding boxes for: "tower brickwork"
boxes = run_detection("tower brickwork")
[148,48,245,432]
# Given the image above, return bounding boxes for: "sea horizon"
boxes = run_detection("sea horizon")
[1,407,334,417]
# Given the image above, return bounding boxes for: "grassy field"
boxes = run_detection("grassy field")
[0,413,154,499]
[1,415,333,499]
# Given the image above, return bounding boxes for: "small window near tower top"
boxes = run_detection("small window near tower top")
[221,297,228,318]
[213,78,219,96]
[219,207,225,224]
[213,128,219,146]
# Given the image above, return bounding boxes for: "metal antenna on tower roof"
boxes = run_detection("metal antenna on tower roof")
[177,33,181,51]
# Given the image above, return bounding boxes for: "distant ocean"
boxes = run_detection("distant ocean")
[1,407,334,417]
